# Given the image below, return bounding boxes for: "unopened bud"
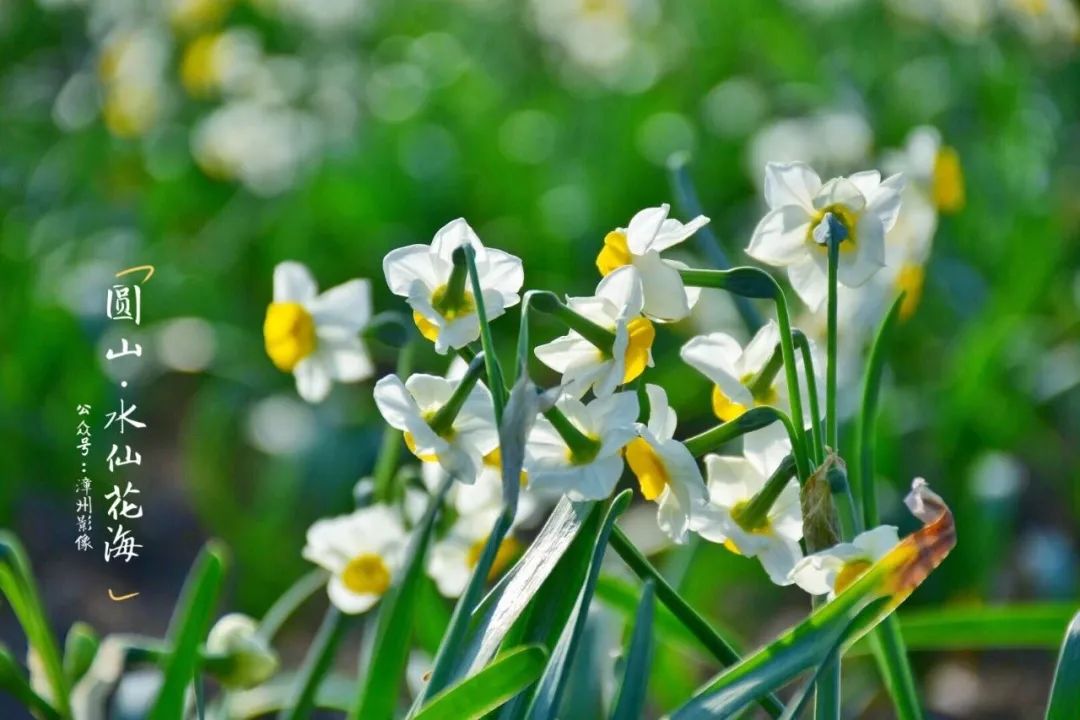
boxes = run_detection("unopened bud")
[205,614,278,689]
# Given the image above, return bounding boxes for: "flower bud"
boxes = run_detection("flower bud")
[801,454,842,552]
[205,614,278,689]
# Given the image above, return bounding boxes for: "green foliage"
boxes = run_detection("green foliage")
[412,645,548,720]
[1045,610,1080,719]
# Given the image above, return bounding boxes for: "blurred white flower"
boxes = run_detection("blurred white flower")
[595,204,708,322]
[524,391,638,501]
[263,261,373,403]
[624,384,707,543]
[383,219,524,354]
[535,266,655,397]
[696,451,804,585]
[427,511,522,597]
[789,525,899,599]
[883,126,965,213]
[373,373,498,481]
[747,162,905,310]
[747,112,873,185]
[302,504,408,614]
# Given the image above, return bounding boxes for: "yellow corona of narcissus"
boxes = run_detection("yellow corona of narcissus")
[624,384,708,543]
[595,204,709,322]
[428,510,524,598]
[383,218,524,354]
[263,261,374,403]
[534,265,656,398]
[302,505,408,614]
[747,162,905,311]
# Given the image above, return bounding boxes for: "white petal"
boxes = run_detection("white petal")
[427,540,471,598]
[846,170,882,199]
[383,245,445,297]
[852,525,899,561]
[680,333,753,406]
[308,279,371,331]
[589,391,639,438]
[743,423,793,479]
[644,383,677,441]
[635,251,691,322]
[839,215,885,287]
[373,375,423,430]
[478,248,524,306]
[867,173,906,232]
[274,261,318,303]
[437,315,482,353]
[294,357,332,403]
[756,536,803,586]
[813,177,866,214]
[787,256,828,311]
[534,334,601,374]
[650,214,709,253]
[789,553,846,596]
[624,204,670,254]
[327,576,380,614]
[431,218,483,261]
[704,454,758,507]
[740,319,781,377]
[404,374,454,413]
[747,206,814,267]
[595,265,644,317]
[318,336,374,382]
[764,162,822,210]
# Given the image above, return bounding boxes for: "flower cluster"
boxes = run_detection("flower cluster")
[258,143,957,616]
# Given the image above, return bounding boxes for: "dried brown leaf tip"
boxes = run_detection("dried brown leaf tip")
[881,478,956,606]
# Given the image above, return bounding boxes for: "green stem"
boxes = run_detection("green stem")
[544,405,601,463]
[793,330,825,465]
[427,353,486,436]
[373,341,416,503]
[435,249,470,315]
[683,407,804,480]
[278,608,349,720]
[826,234,839,452]
[531,291,617,353]
[608,527,783,719]
[258,569,328,641]
[462,244,507,423]
[746,345,784,401]
[732,455,796,531]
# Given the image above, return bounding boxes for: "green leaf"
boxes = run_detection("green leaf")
[595,575,707,662]
[867,604,1077,651]
[62,621,100,686]
[525,490,632,720]
[0,531,72,718]
[258,569,328,642]
[1046,610,1080,719]
[610,580,655,720]
[351,476,453,720]
[0,643,61,720]
[413,645,548,720]
[278,607,350,720]
[149,541,229,720]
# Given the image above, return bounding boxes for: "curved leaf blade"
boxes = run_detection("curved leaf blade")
[414,645,548,720]
[610,580,655,720]
[1045,610,1080,720]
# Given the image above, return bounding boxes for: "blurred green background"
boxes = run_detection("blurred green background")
[1,0,1079,716]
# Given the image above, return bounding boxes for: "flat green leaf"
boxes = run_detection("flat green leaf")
[0,643,61,720]
[595,575,706,660]
[149,541,228,720]
[0,531,71,718]
[1046,609,1080,719]
[525,490,632,720]
[610,580,655,720]
[278,607,350,720]
[62,621,100,686]
[413,645,548,720]
[895,604,1076,650]
[351,476,452,720]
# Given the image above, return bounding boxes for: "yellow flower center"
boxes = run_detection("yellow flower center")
[412,284,476,342]
[483,447,527,486]
[721,500,775,555]
[809,205,858,254]
[596,230,632,276]
[170,0,232,33]
[180,34,222,98]
[625,437,669,501]
[622,317,655,384]
[404,411,454,463]
[894,263,925,321]
[341,552,391,595]
[102,85,160,139]
[264,302,317,372]
[466,536,523,580]
[932,146,965,213]
[834,558,873,594]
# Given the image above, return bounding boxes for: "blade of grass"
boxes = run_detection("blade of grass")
[413,645,548,720]
[0,644,62,720]
[149,541,229,720]
[351,475,453,720]
[1045,610,1080,719]
[278,607,350,720]
[525,490,632,720]
[0,531,72,718]
[610,581,655,720]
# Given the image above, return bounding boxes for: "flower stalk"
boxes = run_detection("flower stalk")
[530,290,617,354]
[731,454,797,532]
[427,352,487,437]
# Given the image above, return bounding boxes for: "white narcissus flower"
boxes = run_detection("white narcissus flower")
[264,261,374,403]
[595,204,709,322]
[302,504,408,614]
[883,126,963,213]
[696,451,803,585]
[524,391,639,501]
[681,320,800,422]
[383,218,524,354]
[373,373,498,481]
[789,525,899,599]
[421,448,541,523]
[534,266,655,398]
[624,384,707,543]
[747,162,905,311]
[427,510,523,598]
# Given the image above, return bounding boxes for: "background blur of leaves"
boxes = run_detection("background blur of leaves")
[1,0,1078,715]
